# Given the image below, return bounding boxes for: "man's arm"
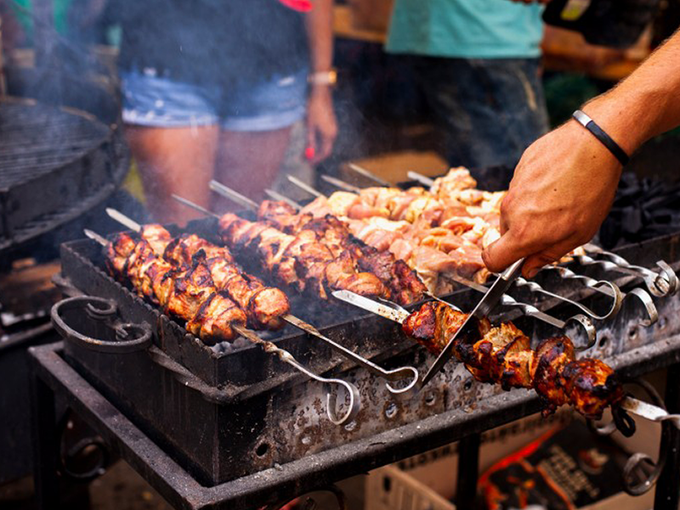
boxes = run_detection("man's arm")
[304,0,338,164]
[483,30,680,278]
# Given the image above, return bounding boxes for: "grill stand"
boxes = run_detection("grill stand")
[655,363,680,510]
[29,340,680,510]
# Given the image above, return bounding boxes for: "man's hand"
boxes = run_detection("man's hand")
[306,87,338,164]
[482,120,622,278]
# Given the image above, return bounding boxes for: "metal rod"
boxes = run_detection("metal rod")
[171,194,220,219]
[347,163,391,187]
[106,208,142,232]
[406,171,435,187]
[286,174,325,198]
[233,325,360,426]
[209,180,259,210]
[541,265,658,326]
[320,175,362,194]
[283,314,419,396]
[264,189,301,210]
[513,275,623,321]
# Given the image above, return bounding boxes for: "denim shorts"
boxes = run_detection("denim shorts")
[121,67,308,131]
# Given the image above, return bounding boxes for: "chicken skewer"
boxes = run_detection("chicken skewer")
[332,289,680,431]
[239,187,596,344]
[284,178,623,320]
[86,228,360,425]
[106,208,421,395]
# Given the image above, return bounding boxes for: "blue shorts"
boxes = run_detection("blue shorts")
[121,67,308,131]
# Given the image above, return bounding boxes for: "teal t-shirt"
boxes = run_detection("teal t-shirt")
[386,0,544,59]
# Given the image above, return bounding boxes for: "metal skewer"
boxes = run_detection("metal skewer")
[264,189,302,210]
[209,180,259,210]
[86,225,360,425]
[578,244,679,297]
[171,195,220,218]
[511,275,623,321]
[160,199,422,395]
[286,175,324,198]
[541,265,658,326]
[406,171,435,188]
[320,174,363,194]
[347,163,392,187]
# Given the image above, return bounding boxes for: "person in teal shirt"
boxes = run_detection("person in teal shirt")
[386,0,549,189]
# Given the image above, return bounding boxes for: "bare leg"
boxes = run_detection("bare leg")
[212,127,293,211]
[126,124,219,225]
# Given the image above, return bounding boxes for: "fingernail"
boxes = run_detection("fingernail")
[304,146,315,160]
[526,268,539,279]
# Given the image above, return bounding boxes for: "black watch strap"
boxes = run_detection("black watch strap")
[572,110,629,166]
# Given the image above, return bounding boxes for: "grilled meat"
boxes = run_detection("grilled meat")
[402,302,623,419]
[218,213,389,300]
[256,199,428,305]
[106,235,247,343]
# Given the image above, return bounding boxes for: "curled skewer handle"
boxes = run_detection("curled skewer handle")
[236,325,360,425]
[579,246,678,297]
[284,315,419,397]
[514,275,623,320]
[543,266,657,325]
[566,314,597,351]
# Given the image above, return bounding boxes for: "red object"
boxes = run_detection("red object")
[304,146,316,161]
[277,0,313,12]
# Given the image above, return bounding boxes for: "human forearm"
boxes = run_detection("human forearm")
[582,30,680,154]
[305,0,334,76]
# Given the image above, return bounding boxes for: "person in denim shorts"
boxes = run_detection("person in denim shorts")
[115,0,337,224]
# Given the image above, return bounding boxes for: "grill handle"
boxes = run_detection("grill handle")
[51,296,152,354]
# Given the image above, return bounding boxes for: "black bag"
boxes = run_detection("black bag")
[543,0,662,48]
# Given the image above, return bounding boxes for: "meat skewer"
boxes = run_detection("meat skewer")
[331,289,679,431]
[283,177,624,321]
[105,209,421,395]
[86,228,361,425]
[346,162,392,187]
[230,188,596,345]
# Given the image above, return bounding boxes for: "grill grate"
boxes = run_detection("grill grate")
[0,101,109,188]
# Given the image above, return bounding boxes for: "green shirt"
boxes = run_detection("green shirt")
[386,0,544,59]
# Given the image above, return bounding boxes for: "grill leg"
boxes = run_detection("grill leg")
[654,363,680,510]
[30,367,60,510]
[455,432,481,509]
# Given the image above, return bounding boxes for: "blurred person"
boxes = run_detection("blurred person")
[482,29,680,278]
[386,0,549,188]
[107,0,337,224]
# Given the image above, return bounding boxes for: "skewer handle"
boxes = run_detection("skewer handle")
[347,163,391,187]
[286,174,325,198]
[209,180,259,210]
[406,171,435,187]
[234,325,360,425]
[284,314,419,396]
[171,195,220,218]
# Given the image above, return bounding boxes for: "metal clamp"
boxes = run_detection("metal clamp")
[51,296,152,353]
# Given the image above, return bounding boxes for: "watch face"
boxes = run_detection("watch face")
[277,0,313,12]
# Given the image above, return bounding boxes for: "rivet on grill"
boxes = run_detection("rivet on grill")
[628,326,639,340]
[385,402,398,419]
[464,378,474,391]
[344,420,357,432]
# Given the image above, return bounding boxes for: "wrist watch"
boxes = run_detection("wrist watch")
[308,69,338,86]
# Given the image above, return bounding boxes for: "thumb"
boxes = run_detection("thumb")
[482,232,527,273]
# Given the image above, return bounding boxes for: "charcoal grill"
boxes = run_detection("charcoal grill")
[0,97,128,256]
[50,212,680,493]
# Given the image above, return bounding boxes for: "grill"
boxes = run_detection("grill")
[52,215,680,491]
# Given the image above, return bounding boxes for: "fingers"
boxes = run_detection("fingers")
[483,231,580,278]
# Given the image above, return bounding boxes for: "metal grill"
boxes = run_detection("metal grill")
[0,97,128,255]
[0,101,109,183]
